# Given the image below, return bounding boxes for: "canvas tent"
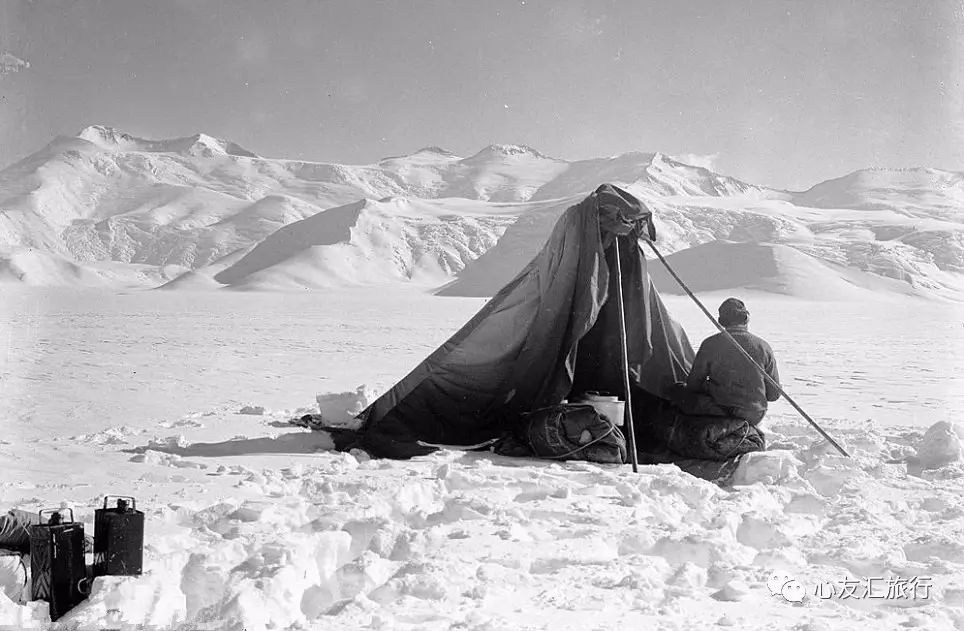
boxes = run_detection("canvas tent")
[345,184,695,459]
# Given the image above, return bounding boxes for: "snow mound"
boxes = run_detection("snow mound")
[0,556,27,603]
[0,591,48,629]
[315,385,379,428]
[915,421,964,470]
[730,450,803,485]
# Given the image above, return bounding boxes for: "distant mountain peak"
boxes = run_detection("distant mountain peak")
[650,152,703,169]
[415,146,457,156]
[74,125,259,158]
[378,146,460,162]
[469,144,554,160]
[76,125,141,146]
[382,143,554,165]
[811,165,962,187]
[649,151,670,165]
[187,133,260,158]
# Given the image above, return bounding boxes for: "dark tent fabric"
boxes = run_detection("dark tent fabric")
[352,184,695,459]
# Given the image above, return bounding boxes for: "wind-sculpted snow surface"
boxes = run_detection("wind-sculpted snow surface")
[2,417,963,630]
[1,289,963,629]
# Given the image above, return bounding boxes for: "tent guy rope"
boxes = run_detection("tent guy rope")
[641,238,851,459]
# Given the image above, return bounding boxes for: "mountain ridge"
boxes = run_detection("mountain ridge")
[1,126,962,298]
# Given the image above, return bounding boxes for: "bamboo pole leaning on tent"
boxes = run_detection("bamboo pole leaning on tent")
[613,238,640,473]
[640,238,851,459]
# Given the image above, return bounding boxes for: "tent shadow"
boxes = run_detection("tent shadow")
[123,431,334,458]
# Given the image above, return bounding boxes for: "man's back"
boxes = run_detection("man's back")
[686,324,780,420]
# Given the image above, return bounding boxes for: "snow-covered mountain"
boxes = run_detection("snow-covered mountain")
[1,125,962,298]
[441,186,964,299]
[208,197,527,290]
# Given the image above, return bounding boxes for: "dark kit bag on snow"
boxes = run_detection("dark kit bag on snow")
[663,414,766,461]
[29,509,88,621]
[524,403,627,464]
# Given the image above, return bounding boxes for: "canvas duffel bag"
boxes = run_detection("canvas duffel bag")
[664,413,765,461]
[522,403,627,464]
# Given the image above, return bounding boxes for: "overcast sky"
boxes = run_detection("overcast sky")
[1,0,962,189]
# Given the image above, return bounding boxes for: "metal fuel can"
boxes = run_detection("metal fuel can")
[28,508,88,621]
[93,495,144,577]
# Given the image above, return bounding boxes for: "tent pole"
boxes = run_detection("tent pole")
[641,238,851,458]
[613,238,640,473]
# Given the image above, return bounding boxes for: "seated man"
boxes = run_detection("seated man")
[672,297,780,425]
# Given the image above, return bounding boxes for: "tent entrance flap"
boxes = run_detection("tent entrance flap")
[571,237,644,400]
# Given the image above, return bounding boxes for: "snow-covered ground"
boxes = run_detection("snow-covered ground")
[2,287,963,630]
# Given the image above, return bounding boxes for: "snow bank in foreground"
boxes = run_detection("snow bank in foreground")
[1,414,963,630]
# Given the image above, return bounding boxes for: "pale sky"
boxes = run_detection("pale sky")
[1,0,962,190]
